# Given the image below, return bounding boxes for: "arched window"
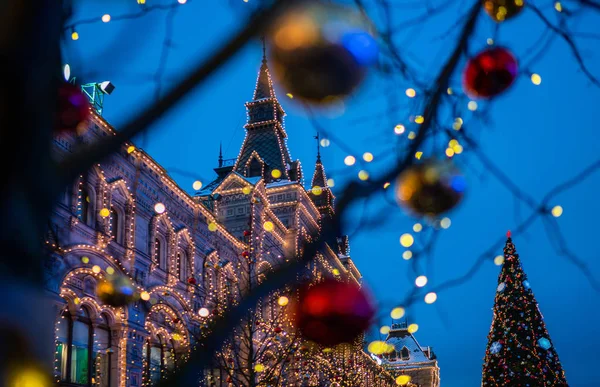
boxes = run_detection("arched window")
[155,238,166,271]
[400,346,410,360]
[178,251,187,282]
[95,314,112,387]
[110,207,121,244]
[81,188,90,225]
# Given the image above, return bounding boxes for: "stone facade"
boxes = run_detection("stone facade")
[45,57,377,387]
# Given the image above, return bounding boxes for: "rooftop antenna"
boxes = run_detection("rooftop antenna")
[314,132,321,162]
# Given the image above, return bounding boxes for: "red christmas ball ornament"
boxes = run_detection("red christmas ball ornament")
[187,277,197,285]
[56,82,91,134]
[293,279,375,347]
[241,251,250,258]
[274,327,282,334]
[463,47,518,99]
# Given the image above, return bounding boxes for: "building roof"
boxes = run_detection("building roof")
[383,323,436,365]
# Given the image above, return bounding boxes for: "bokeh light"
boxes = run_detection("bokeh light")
[415,275,428,287]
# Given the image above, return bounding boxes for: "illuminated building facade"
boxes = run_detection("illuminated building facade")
[378,322,440,387]
[45,55,387,386]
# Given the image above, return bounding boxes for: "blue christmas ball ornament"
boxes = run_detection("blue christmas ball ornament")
[490,341,502,354]
[523,280,530,289]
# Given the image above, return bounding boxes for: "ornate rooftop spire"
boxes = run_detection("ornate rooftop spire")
[253,37,276,101]
[218,142,223,168]
[309,135,334,217]
[234,51,300,183]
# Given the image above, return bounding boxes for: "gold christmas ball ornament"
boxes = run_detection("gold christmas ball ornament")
[395,159,466,217]
[97,275,136,307]
[483,0,525,22]
[268,2,378,104]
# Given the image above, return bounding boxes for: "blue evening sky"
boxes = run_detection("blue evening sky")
[64,1,600,385]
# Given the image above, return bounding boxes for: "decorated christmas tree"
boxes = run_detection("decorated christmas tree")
[482,232,568,386]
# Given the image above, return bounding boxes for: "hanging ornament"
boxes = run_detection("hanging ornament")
[483,0,525,22]
[463,47,518,98]
[497,282,506,292]
[96,275,136,307]
[490,341,503,354]
[538,337,552,350]
[56,82,91,134]
[293,279,375,346]
[268,2,378,104]
[241,251,250,259]
[187,277,197,285]
[395,159,466,216]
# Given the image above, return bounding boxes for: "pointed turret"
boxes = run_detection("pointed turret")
[234,47,301,182]
[309,133,334,218]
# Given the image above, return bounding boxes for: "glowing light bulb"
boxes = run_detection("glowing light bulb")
[407,131,416,140]
[446,148,455,158]
[468,101,478,111]
[413,223,422,232]
[311,186,323,195]
[440,217,451,229]
[254,364,265,372]
[99,208,110,218]
[407,323,419,334]
[71,31,79,40]
[154,203,166,214]
[332,268,340,276]
[277,296,289,306]
[424,292,437,304]
[394,124,405,135]
[554,1,562,12]
[453,117,463,130]
[263,221,274,232]
[415,275,428,287]
[531,73,542,85]
[327,178,335,187]
[414,115,424,124]
[193,180,203,190]
[140,291,150,301]
[92,265,101,274]
[178,0,187,3]
[487,38,494,45]
[380,326,390,335]
[127,145,135,154]
[396,375,412,385]
[400,233,414,248]
[81,256,90,264]
[320,138,331,147]
[102,14,111,23]
[402,251,412,260]
[368,341,388,355]
[494,255,504,266]
[271,169,282,179]
[106,267,115,275]
[358,170,369,181]
[363,152,373,162]
[383,182,390,189]
[415,151,423,160]
[344,155,356,166]
[242,186,252,195]
[405,88,416,98]
[208,222,217,232]
[390,307,405,319]
[551,205,563,217]
[199,308,210,317]
[286,93,293,98]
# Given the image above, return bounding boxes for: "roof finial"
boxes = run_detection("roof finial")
[261,36,267,64]
[506,230,511,238]
[218,142,223,168]
[314,132,321,162]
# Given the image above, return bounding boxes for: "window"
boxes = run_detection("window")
[155,238,166,271]
[400,346,410,360]
[110,207,121,244]
[95,314,112,387]
[145,337,176,386]
[81,188,91,226]
[56,307,113,386]
[248,158,262,177]
[178,252,187,282]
